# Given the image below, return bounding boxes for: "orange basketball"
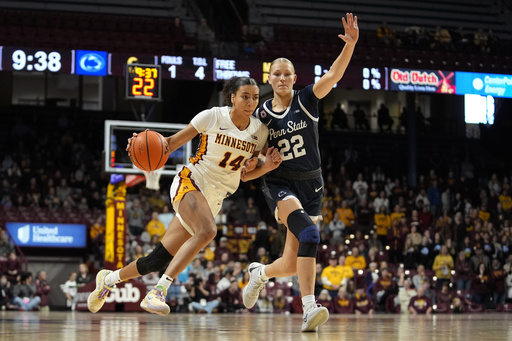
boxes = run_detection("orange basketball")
[128,129,170,171]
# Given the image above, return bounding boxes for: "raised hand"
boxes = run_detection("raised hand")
[338,12,359,45]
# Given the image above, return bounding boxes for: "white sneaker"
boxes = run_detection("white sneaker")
[301,304,329,332]
[242,262,268,308]
[87,269,116,313]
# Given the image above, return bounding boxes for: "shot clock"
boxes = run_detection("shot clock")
[125,63,161,100]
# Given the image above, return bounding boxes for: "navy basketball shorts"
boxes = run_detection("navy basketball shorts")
[262,175,324,222]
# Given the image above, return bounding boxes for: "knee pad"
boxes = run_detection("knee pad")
[136,242,173,275]
[287,209,320,258]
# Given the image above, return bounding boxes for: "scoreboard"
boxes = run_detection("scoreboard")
[3,44,510,98]
[0,45,386,90]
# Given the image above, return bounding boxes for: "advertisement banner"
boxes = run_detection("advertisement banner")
[104,181,127,270]
[456,71,512,98]
[389,68,455,94]
[6,222,86,248]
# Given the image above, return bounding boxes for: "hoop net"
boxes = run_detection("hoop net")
[143,168,163,190]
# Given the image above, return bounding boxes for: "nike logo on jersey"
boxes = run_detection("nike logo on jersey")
[294,109,300,114]
[219,127,228,130]
[315,186,323,193]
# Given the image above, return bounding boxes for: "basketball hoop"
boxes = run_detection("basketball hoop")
[143,168,163,190]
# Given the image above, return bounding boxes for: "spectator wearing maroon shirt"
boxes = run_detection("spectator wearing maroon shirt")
[215,237,234,261]
[355,198,373,234]
[418,205,434,232]
[374,268,396,307]
[4,252,22,284]
[354,287,374,315]
[333,287,355,314]
[471,263,493,305]
[218,280,245,313]
[408,287,432,315]
[491,259,507,305]
[436,282,453,304]
[455,251,472,290]
[272,288,291,314]
[35,270,51,311]
[290,295,303,314]
[387,219,402,264]
[317,289,334,313]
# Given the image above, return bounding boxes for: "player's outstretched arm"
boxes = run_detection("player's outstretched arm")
[241,147,281,182]
[313,12,359,99]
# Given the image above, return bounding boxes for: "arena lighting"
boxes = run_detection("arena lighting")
[358,270,364,275]
[345,239,350,245]
[385,245,390,250]
[364,235,369,239]
[433,305,438,310]
[405,270,410,275]
[433,276,438,281]
[287,282,293,287]
[322,245,328,250]
[349,234,355,239]
[451,270,456,275]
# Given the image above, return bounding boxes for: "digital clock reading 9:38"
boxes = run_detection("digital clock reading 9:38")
[1,47,73,73]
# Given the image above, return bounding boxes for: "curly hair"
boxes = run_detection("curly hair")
[221,76,258,106]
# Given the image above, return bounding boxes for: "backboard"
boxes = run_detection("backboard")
[103,120,191,176]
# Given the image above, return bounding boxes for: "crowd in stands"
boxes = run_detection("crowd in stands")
[376,21,501,54]
[111,163,512,315]
[2,110,512,314]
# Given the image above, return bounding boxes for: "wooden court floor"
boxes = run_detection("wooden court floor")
[1,311,511,341]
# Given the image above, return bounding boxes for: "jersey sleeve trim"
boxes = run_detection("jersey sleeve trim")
[298,96,319,122]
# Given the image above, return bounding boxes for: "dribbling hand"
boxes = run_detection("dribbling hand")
[126,132,139,151]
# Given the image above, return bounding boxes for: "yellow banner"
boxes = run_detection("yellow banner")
[105,181,127,269]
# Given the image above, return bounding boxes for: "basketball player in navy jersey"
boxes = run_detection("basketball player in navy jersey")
[241,13,359,332]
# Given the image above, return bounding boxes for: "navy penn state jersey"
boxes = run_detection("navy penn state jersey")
[255,84,320,173]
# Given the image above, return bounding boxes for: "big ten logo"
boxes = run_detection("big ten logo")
[100,317,139,341]
[105,283,141,303]
[262,62,271,84]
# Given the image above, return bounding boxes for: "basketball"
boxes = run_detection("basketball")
[128,129,170,171]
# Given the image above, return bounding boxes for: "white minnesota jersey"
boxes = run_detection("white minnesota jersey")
[187,106,268,197]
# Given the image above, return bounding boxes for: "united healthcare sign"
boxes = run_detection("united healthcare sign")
[6,222,87,248]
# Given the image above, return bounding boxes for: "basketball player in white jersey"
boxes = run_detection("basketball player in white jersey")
[87,76,282,315]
